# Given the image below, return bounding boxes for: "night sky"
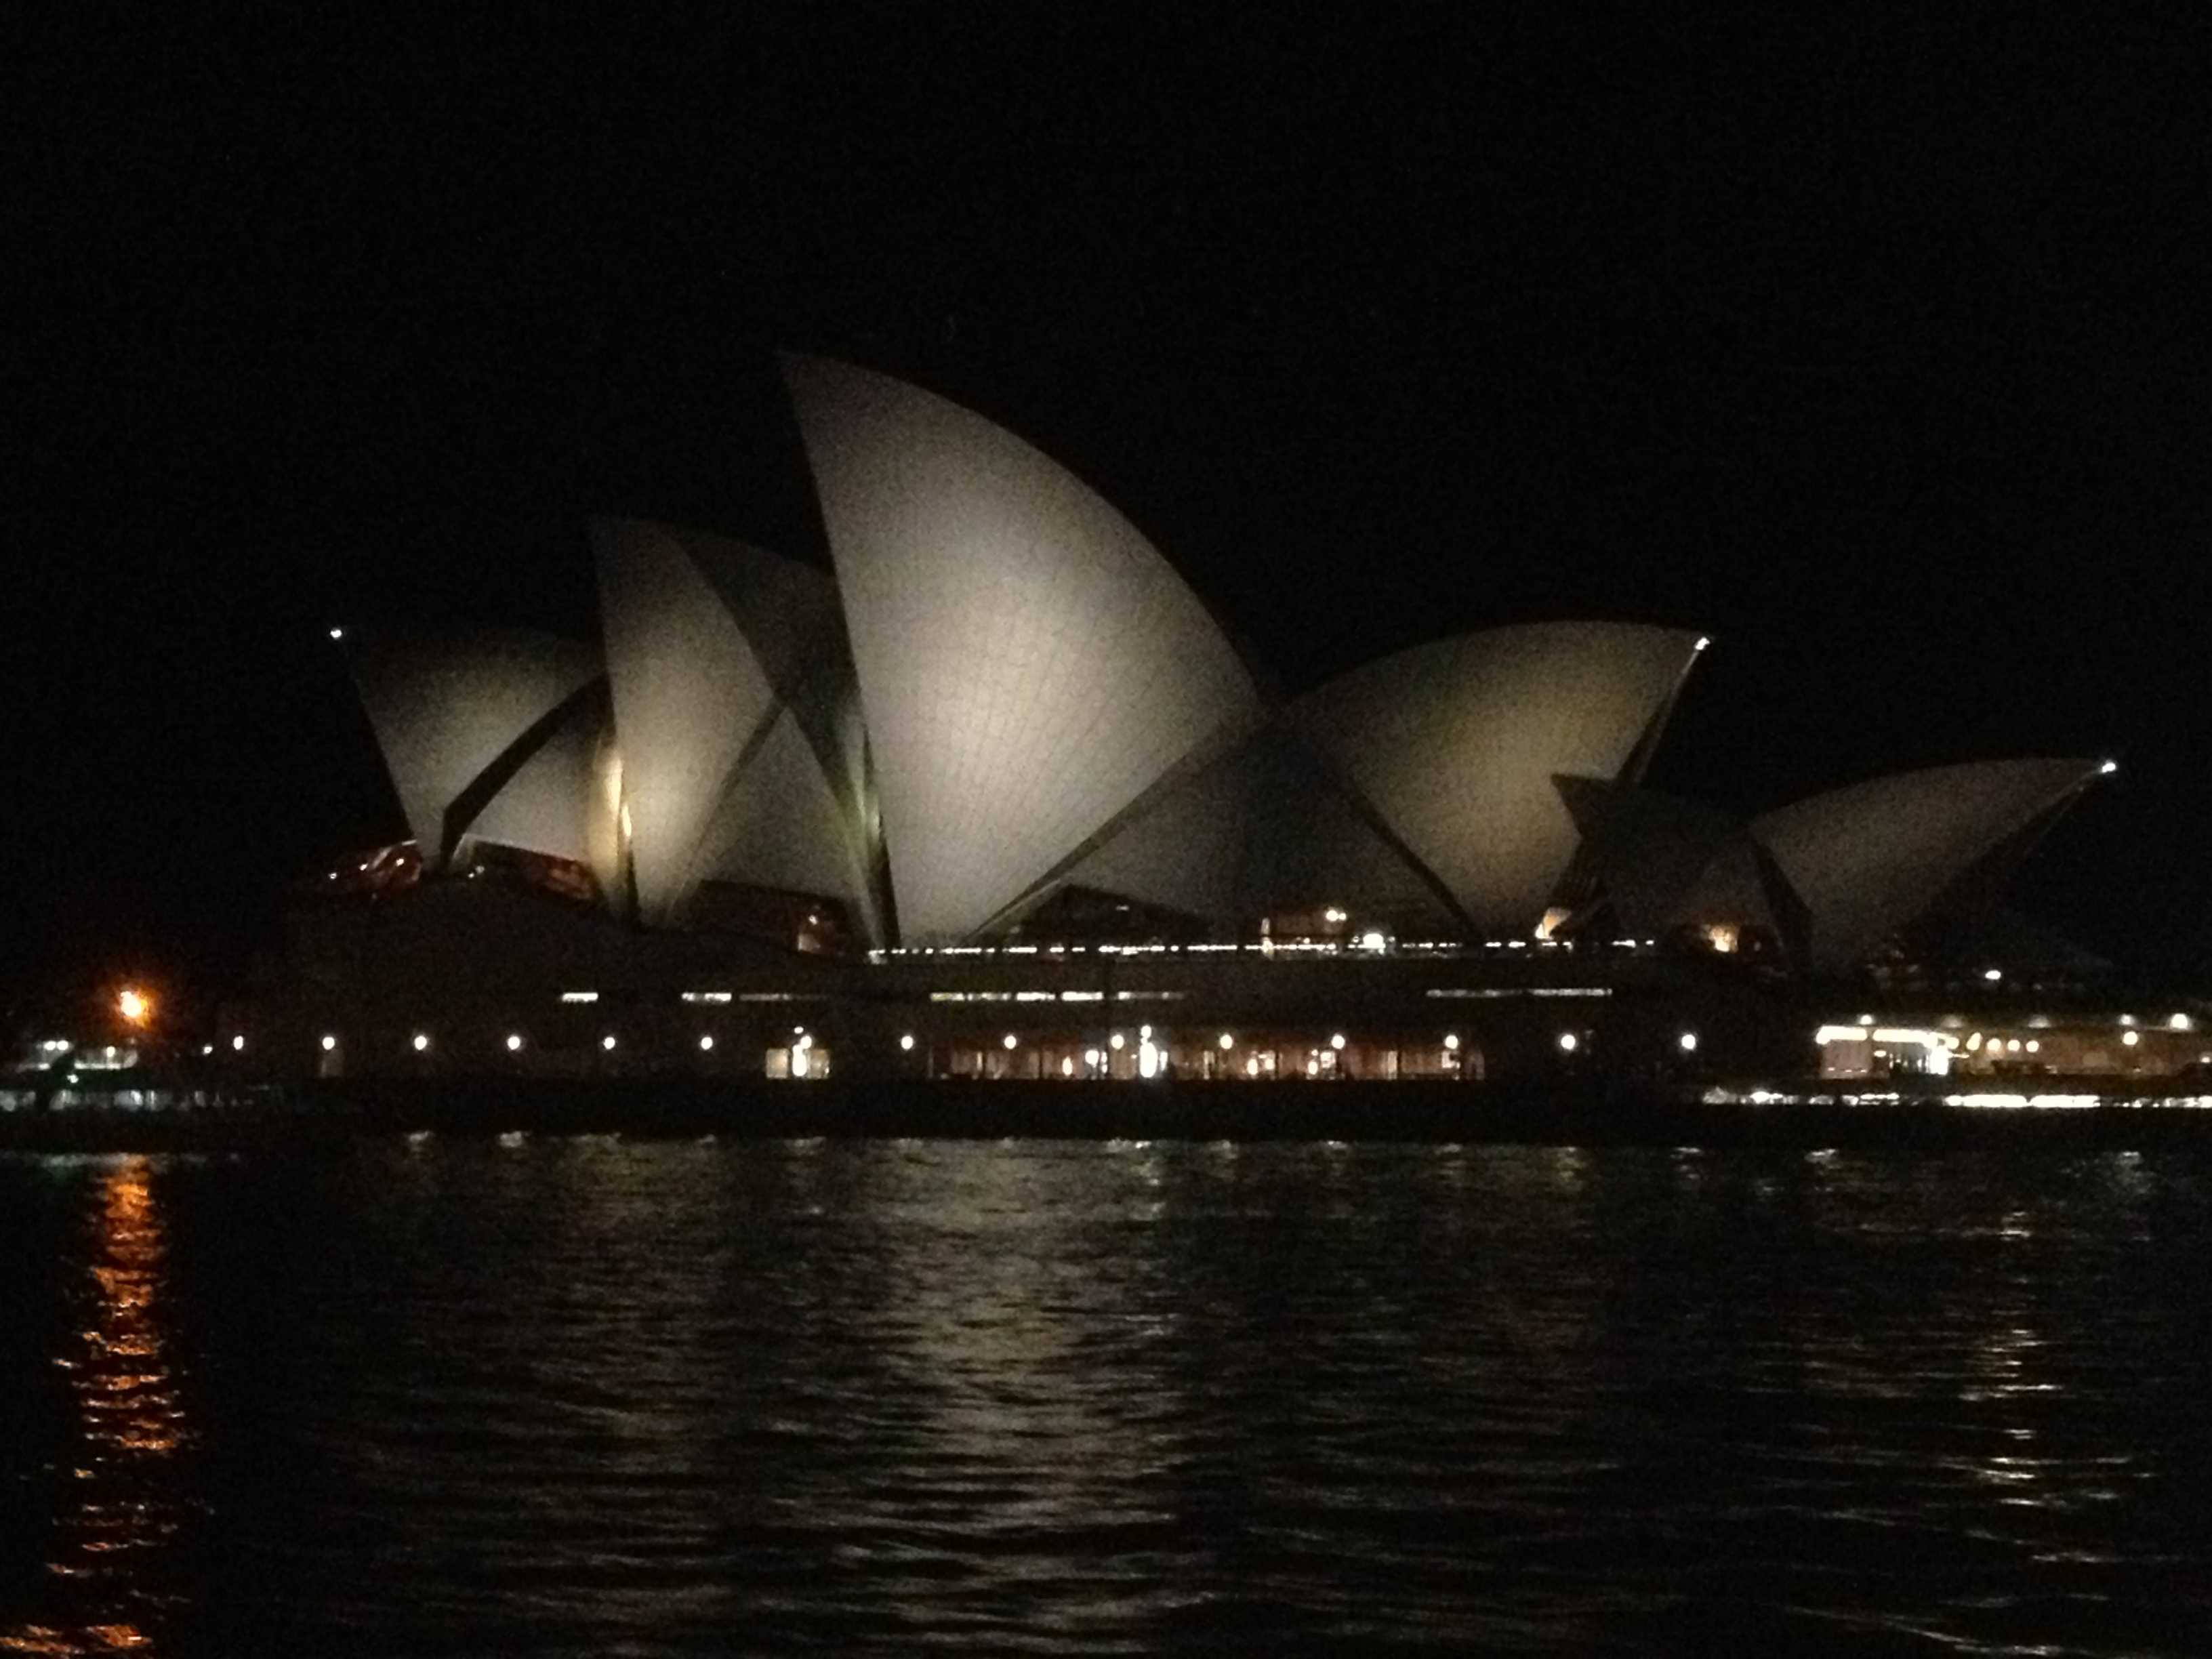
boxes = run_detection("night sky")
[7,11,2209,1015]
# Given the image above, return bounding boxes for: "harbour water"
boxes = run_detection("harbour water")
[4,1135,2211,1654]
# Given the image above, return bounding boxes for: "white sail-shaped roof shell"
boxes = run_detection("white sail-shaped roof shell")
[1289,623,1704,933]
[1555,776,1748,937]
[1753,758,2104,971]
[345,627,602,861]
[593,518,883,932]
[594,520,785,923]
[1061,729,1462,935]
[690,705,873,911]
[783,354,1263,943]
[462,701,603,865]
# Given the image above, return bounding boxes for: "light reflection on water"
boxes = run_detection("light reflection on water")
[3,1158,186,1656]
[3,1139,2212,1654]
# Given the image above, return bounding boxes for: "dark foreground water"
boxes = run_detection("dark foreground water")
[5,1139,2212,1656]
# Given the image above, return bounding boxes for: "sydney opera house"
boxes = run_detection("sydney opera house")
[242,355,2121,1086]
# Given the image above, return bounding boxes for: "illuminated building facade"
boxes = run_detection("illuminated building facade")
[260,356,2116,1084]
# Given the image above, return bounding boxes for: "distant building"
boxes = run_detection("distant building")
[252,357,2112,1083]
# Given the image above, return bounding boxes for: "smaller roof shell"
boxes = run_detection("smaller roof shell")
[344,625,602,863]
[1288,622,1706,934]
[1752,758,2106,971]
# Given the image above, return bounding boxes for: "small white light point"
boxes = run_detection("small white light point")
[2099,759,2118,775]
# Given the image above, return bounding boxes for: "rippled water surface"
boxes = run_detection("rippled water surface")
[5,1137,2212,1655]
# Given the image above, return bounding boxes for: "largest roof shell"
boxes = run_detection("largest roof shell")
[782,354,1264,943]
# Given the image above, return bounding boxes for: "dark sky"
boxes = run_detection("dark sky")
[6,9,2210,1007]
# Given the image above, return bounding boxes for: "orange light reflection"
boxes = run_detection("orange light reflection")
[0,1158,187,1656]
